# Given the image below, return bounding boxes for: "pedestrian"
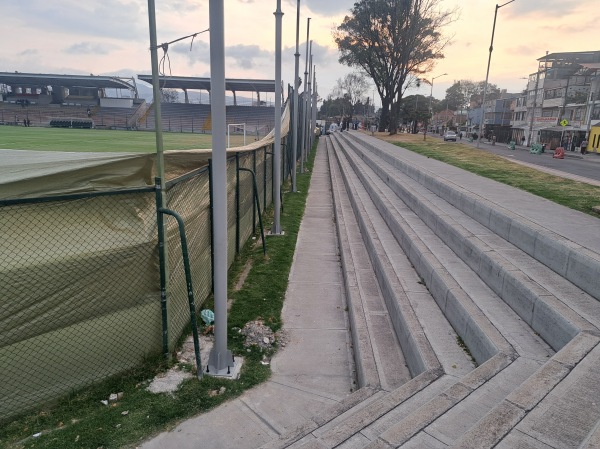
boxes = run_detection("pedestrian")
[580,138,588,155]
[459,131,463,140]
[521,136,526,146]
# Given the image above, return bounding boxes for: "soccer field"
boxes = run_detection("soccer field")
[0,126,250,153]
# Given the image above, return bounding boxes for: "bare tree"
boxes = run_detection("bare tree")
[161,88,179,103]
[335,0,456,133]
[333,72,370,118]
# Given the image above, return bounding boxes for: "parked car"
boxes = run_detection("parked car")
[443,131,457,142]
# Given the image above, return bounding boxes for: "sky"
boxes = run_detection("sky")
[1,0,598,108]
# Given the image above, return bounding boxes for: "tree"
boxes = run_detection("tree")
[444,80,501,112]
[319,94,352,121]
[333,72,370,118]
[161,88,179,103]
[335,0,456,133]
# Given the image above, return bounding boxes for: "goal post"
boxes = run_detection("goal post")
[227,123,246,148]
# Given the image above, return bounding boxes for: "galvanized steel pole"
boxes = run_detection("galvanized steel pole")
[291,0,300,192]
[272,0,283,234]
[300,18,310,173]
[207,0,233,375]
[147,0,169,359]
[306,43,312,158]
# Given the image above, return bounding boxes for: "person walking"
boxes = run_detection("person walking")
[580,138,588,155]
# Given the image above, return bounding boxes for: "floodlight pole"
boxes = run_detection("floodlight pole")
[271,0,284,235]
[291,0,300,192]
[207,0,233,375]
[147,0,170,359]
[477,0,515,148]
[300,18,310,173]
[305,41,312,159]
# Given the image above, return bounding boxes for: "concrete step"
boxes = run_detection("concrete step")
[337,132,597,352]
[343,132,600,305]
[334,133,555,364]
[329,135,477,375]
[326,138,412,392]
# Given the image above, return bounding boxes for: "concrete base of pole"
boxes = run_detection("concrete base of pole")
[205,356,243,380]
[267,230,286,237]
[207,348,234,375]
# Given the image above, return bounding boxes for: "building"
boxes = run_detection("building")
[519,51,600,149]
[481,91,520,143]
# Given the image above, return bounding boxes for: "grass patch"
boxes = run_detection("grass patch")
[0,126,249,152]
[0,141,318,449]
[376,133,600,217]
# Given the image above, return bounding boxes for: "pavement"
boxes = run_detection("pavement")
[140,131,600,449]
[141,138,356,449]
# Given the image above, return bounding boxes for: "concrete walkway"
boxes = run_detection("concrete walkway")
[141,139,355,449]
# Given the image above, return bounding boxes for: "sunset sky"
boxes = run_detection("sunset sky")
[1,0,598,107]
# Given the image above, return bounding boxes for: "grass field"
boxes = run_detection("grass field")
[376,132,600,217]
[0,126,251,153]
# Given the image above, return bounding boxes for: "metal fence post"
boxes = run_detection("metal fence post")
[252,150,257,232]
[208,159,215,294]
[235,152,240,254]
[154,177,169,360]
[263,146,267,209]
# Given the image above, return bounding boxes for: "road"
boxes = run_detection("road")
[431,133,600,185]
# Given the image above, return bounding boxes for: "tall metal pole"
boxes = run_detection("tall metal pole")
[305,41,312,159]
[300,18,310,173]
[272,0,283,234]
[310,65,317,150]
[291,0,300,192]
[477,0,515,148]
[207,0,233,375]
[147,0,169,357]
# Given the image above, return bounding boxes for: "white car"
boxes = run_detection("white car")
[443,131,457,142]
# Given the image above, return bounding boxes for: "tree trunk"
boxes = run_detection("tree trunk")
[379,97,390,132]
[388,98,402,135]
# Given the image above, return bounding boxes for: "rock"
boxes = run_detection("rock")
[116,392,124,400]
[32,432,42,438]
[219,387,226,395]
[121,410,129,416]
[263,337,270,345]
[241,320,276,348]
[209,390,219,397]
[109,393,118,402]
[100,400,109,406]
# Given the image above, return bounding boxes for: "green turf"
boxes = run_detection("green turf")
[0,126,249,153]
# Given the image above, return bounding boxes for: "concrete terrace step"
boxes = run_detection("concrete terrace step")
[263,133,600,449]
[326,137,412,391]
[337,131,598,350]
[343,132,600,305]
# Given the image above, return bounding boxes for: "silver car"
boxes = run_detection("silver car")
[443,131,457,142]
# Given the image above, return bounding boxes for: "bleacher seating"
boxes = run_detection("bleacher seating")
[0,101,144,130]
[140,103,275,136]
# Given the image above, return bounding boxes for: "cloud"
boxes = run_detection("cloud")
[283,0,354,17]
[283,41,339,68]
[171,40,211,66]
[157,1,204,15]
[18,49,39,57]
[226,45,272,69]
[3,0,146,40]
[505,0,577,18]
[64,42,120,55]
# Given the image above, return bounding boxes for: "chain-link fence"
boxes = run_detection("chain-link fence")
[0,95,307,423]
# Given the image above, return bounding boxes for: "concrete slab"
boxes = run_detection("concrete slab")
[512,343,600,449]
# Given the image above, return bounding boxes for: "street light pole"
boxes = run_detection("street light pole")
[429,73,447,132]
[477,0,515,148]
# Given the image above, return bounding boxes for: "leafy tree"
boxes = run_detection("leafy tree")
[335,0,456,133]
[319,94,352,120]
[443,80,501,111]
